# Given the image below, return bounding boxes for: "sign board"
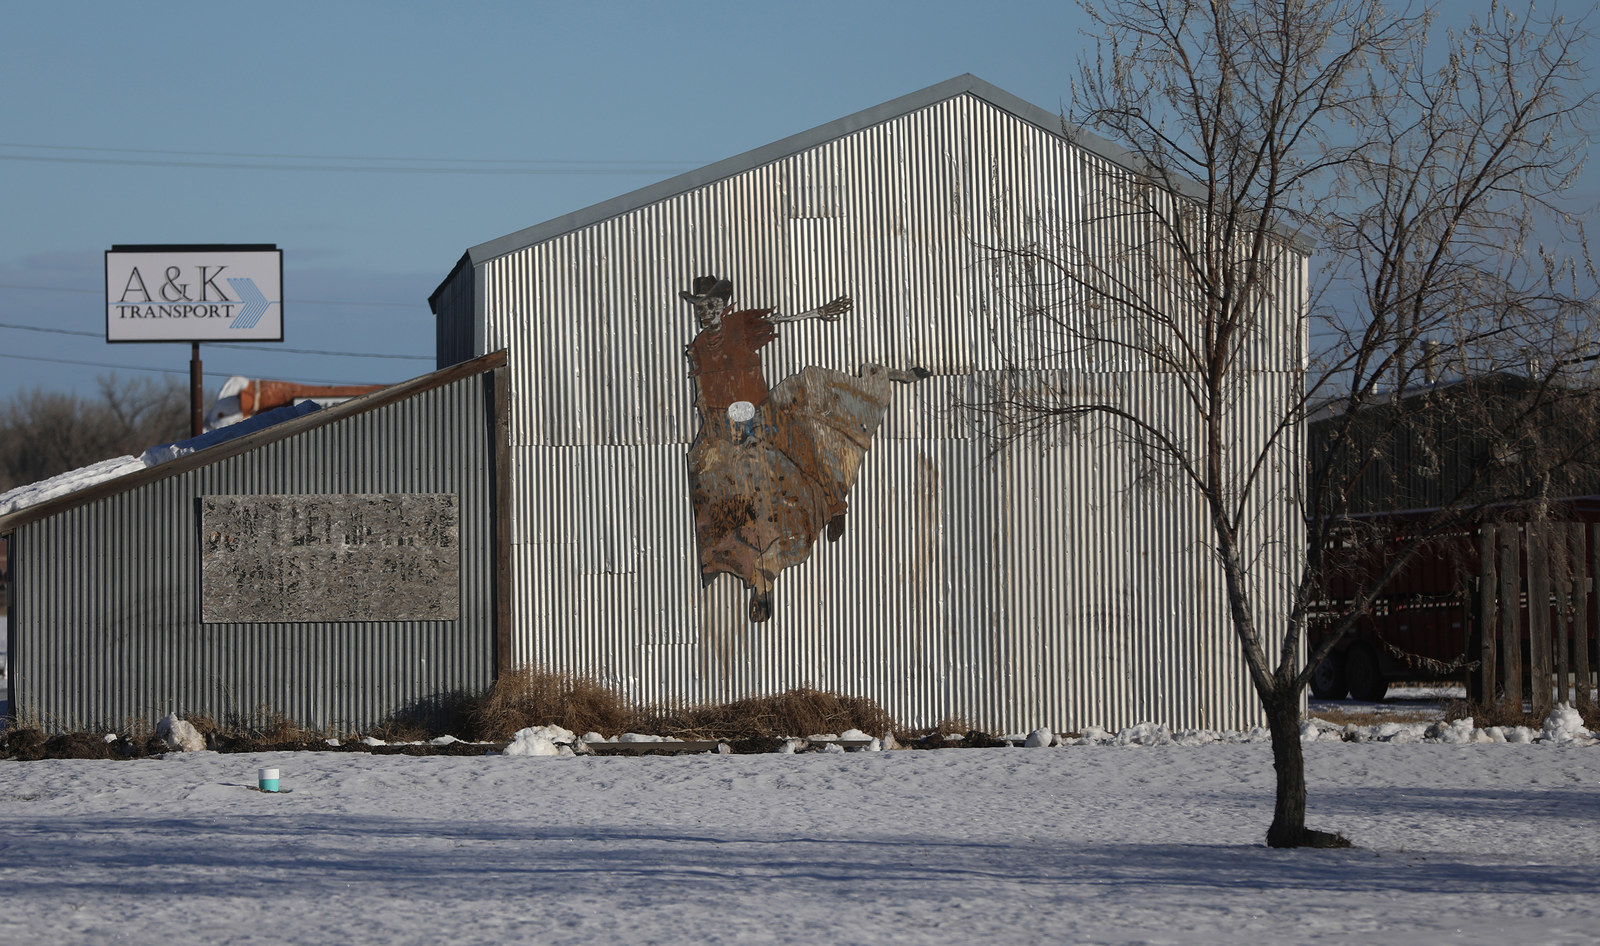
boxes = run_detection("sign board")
[199,493,460,624]
[105,244,283,343]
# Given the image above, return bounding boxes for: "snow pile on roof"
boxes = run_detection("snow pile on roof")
[0,455,146,517]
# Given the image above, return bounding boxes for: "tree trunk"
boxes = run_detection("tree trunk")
[1264,685,1351,849]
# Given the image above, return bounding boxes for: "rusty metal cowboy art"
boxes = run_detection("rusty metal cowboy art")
[681,276,927,621]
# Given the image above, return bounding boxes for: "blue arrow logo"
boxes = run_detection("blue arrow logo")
[227,277,277,330]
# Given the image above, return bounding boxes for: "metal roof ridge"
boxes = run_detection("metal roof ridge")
[0,349,508,535]
[461,74,1158,265]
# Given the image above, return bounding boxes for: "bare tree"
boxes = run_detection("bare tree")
[0,375,189,493]
[983,0,1597,847]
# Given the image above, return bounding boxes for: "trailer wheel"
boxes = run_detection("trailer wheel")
[1345,643,1388,702]
[1310,653,1349,700]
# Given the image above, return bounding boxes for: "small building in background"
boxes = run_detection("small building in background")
[430,75,1309,733]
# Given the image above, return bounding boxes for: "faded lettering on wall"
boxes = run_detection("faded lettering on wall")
[200,493,459,623]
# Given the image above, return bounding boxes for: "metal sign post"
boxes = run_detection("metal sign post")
[190,342,203,437]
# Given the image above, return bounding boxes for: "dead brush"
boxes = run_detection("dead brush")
[370,691,476,743]
[1445,698,1598,730]
[251,710,318,745]
[0,724,47,760]
[466,666,638,740]
[2,671,912,755]
[1304,704,1441,727]
[896,716,985,748]
[645,686,898,741]
[186,707,324,750]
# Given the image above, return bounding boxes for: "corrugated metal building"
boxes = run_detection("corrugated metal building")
[0,353,510,732]
[431,75,1308,733]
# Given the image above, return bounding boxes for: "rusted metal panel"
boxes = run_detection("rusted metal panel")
[467,83,1307,733]
[679,277,909,620]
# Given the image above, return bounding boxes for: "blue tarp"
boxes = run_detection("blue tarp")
[140,400,322,465]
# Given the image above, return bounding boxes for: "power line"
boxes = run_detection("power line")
[0,141,702,168]
[0,321,431,360]
[210,343,428,360]
[0,282,89,294]
[0,282,430,308]
[0,350,390,386]
[0,321,93,338]
[0,152,691,176]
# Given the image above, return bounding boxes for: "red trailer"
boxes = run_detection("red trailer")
[1310,500,1600,709]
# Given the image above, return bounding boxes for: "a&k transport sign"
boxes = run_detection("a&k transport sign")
[105,244,283,343]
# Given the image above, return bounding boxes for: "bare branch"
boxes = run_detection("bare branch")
[980,0,1597,848]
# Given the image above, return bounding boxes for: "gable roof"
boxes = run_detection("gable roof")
[0,350,507,535]
[458,74,1162,270]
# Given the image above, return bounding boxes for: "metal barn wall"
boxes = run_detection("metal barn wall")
[464,88,1307,733]
[7,368,501,733]
[431,253,478,371]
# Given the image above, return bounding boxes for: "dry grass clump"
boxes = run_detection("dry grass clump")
[1,724,141,760]
[466,666,639,741]
[1304,703,1444,727]
[369,691,477,743]
[460,670,902,743]
[193,707,322,749]
[645,686,897,741]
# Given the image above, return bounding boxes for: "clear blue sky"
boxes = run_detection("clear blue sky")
[1,1,1593,405]
[0,0,1092,401]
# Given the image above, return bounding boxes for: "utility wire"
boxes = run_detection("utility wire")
[0,152,689,175]
[0,282,430,309]
[0,350,388,386]
[211,343,427,359]
[0,321,94,337]
[0,141,701,168]
[0,321,430,360]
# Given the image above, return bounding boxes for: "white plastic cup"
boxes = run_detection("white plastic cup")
[258,767,280,793]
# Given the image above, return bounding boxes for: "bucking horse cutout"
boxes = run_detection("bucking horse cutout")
[681,276,927,621]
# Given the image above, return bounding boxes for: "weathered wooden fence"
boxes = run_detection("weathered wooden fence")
[1471,522,1597,712]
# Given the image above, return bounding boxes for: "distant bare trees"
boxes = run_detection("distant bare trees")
[0,376,188,493]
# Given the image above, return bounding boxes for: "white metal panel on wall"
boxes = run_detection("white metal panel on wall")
[476,90,1307,732]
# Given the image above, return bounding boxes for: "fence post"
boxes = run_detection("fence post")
[1527,522,1553,716]
[1498,525,1524,706]
[1553,523,1573,705]
[1583,525,1597,710]
[1473,524,1497,704]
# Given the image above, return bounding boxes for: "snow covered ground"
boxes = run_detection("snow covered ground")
[2,732,1597,944]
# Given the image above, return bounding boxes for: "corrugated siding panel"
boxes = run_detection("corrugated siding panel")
[432,260,477,370]
[478,93,1307,732]
[10,374,498,733]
